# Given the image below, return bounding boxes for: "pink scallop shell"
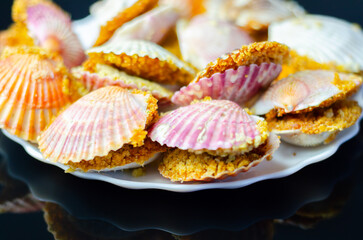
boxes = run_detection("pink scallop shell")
[172,62,281,106]
[253,70,363,115]
[177,15,254,69]
[149,100,265,152]
[39,86,153,164]
[71,65,173,105]
[26,3,86,68]
[107,5,180,44]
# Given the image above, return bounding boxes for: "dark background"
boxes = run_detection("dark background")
[0,1,363,240]
[1,0,363,29]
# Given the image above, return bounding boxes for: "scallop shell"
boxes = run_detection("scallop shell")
[26,3,86,68]
[149,100,269,155]
[107,5,180,45]
[272,130,337,147]
[269,15,363,73]
[93,0,158,47]
[87,39,196,85]
[72,64,173,104]
[159,133,280,182]
[38,86,156,165]
[253,70,363,116]
[0,47,71,143]
[172,63,281,106]
[160,0,205,18]
[90,0,138,26]
[177,15,254,69]
[205,0,305,31]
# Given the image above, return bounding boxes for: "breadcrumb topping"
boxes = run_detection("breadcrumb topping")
[85,51,194,85]
[268,100,362,134]
[194,41,289,83]
[277,51,348,81]
[0,24,34,53]
[67,138,166,172]
[93,0,158,46]
[159,142,270,182]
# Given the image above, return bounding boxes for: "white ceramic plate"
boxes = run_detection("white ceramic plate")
[2,89,362,192]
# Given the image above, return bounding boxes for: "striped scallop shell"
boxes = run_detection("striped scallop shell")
[0,193,44,214]
[90,0,138,26]
[72,64,173,104]
[26,3,86,68]
[38,86,154,164]
[172,63,281,106]
[252,70,363,115]
[0,48,71,143]
[177,15,253,69]
[107,5,180,44]
[269,15,363,72]
[88,39,195,75]
[149,100,268,154]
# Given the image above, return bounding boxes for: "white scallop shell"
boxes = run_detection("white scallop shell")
[272,129,337,147]
[87,39,196,75]
[90,0,138,26]
[269,14,363,72]
[177,15,253,69]
[107,5,180,44]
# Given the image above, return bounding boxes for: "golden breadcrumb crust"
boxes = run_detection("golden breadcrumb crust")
[277,51,349,81]
[85,52,194,85]
[193,41,290,83]
[93,0,158,47]
[12,0,50,23]
[0,23,34,53]
[267,100,362,135]
[266,73,363,118]
[67,138,166,172]
[159,142,270,182]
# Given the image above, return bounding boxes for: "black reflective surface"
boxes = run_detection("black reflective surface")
[1,0,363,239]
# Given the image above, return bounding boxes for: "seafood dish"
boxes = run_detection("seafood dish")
[0,0,362,184]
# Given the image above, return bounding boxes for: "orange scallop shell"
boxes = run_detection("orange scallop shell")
[0,47,71,142]
[38,86,157,164]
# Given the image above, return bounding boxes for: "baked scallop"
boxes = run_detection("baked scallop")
[269,15,363,73]
[38,86,165,172]
[149,99,280,182]
[172,41,289,106]
[72,63,173,104]
[0,46,72,143]
[86,39,196,85]
[253,70,363,146]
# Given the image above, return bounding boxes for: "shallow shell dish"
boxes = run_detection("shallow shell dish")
[87,39,196,85]
[253,70,363,116]
[160,0,205,18]
[0,47,71,143]
[11,0,49,23]
[72,64,173,104]
[177,15,254,70]
[149,99,269,155]
[38,86,160,171]
[107,5,180,45]
[26,3,86,68]
[93,0,158,47]
[172,42,288,106]
[269,15,363,73]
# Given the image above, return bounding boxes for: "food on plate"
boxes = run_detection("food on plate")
[0,46,72,143]
[149,99,280,181]
[86,39,196,85]
[172,41,289,106]
[38,86,165,172]
[253,70,363,146]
